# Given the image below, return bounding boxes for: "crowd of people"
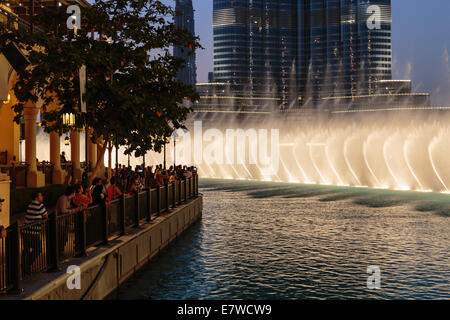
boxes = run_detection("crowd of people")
[1,164,198,266]
[23,164,198,224]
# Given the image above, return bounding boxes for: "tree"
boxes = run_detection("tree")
[0,0,201,179]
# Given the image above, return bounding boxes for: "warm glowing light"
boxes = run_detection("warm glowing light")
[280,143,296,147]
[62,113,75,126]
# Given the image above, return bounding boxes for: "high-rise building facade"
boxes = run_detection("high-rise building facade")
[213,0,298,109]
[213,0,392,109]
[174,0,197,86]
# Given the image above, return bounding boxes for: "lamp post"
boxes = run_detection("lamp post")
[62,112,75,183]
[163,144,166,170]
[115,137,119,188]
[163,137,170,170]
[62,113,75,127]
[82,126,89,190]
[172,130,179,168]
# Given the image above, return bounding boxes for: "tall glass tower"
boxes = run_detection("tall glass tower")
[213,0,392,109]
[213,0,298,108]
[300,0,392,106]
[174,0,197,86]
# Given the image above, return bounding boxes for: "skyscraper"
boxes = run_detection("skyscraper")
[213,0,298,109]
[174,0,197,86]
[213,0,393,109]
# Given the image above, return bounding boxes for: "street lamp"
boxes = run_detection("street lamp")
[2,94,11,104]
[82,126,90,190]
[163,137,170,170]
[163,143,166,170]
[172,130,179,168]
[62,113,75,126]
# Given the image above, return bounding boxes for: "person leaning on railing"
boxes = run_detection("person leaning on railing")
[72,184,93,209]
[56,186,84,215]
[145,166,155,188]
[183,166,192,179]
[26,192,49,224]
[107,177,123,202]
[127,176,139,195]
[56,186,84,257]
[23,192,48,268]
[91,178,107,206]
[0,198,6,238]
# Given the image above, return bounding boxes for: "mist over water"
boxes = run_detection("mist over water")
[148,112,450,194]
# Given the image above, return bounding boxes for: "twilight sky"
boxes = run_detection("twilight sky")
[165,0,450,106]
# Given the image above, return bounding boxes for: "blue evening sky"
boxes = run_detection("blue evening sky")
[167,1,450,105]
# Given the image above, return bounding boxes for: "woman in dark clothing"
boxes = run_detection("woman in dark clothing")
[91,178,106,206]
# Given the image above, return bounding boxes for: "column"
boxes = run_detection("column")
[50,131,66,184]
[0,173,10,228]
[23,101,45,187]
[70,131,82,183]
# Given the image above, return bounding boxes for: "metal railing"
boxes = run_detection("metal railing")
[0,175,199,293]
[0,162,74,189]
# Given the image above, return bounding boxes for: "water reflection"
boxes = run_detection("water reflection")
[115,180,450,300]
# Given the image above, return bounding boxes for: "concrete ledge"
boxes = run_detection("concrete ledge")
[2,196,203,300]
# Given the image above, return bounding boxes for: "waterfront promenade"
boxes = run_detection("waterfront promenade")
[0,176,201,299]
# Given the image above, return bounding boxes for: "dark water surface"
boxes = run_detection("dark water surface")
[114,179,450,299]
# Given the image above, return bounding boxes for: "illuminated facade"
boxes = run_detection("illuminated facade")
[213,0,397,109]
[299,0,393,107]
[174,0,197,86]
[213,0,298,109]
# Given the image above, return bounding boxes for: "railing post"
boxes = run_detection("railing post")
[172,183,176,209]
[9,222,23,293]
[184,179,187,202]
[134,192,140,228]
[10,166,16,220]
[147,188,152,222]
[196,175,199,196]
[156,185,161,216]
[189,177,192,199]
[178,181,182,205]
[78,210,87,257]
[49,212,60,271]
[194,175,197,196]
[119,194,126,236]
[102,204,109,244]
[24,164,28,187]
[11,164,16,190]
[165,183,169,212]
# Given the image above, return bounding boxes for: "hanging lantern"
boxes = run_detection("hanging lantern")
[65,136,70,146]
[62,113,75,126]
